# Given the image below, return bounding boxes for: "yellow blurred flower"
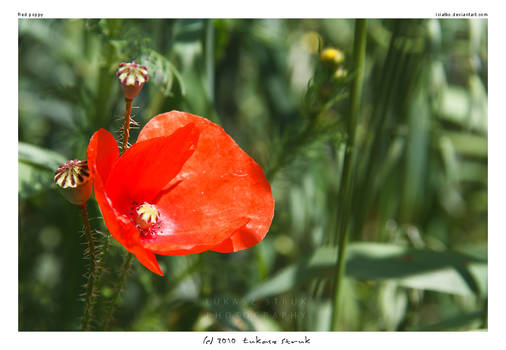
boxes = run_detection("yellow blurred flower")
[320,48,345,65]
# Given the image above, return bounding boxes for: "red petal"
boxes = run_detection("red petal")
[109,214,164,276]
[208,222,264,253]
[105,123,200,213]
[128,241,164,276]
[137,111,274,254]
[87,129,163,276]
[86,128,119,183]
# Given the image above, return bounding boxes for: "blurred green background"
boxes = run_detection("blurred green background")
[18,18,487,331]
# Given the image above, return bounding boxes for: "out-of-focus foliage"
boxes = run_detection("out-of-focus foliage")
[19,18,487,331]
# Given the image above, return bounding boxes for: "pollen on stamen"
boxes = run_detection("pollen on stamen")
[134,202,160,236]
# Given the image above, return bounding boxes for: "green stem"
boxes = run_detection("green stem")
[330,19,367,331]
[121,98,133,154]
[93,20,121,129]
[482,297,488,329]
[255,245,268,282]
[79,203,98,331]
[94,230,110,290]
[266,90,345,181]
[266,122,316,181]
[204,19,222,125]
[101,97,135,330]
[103,252,133,330]
[205,19,215,106]
[352,22,405,239]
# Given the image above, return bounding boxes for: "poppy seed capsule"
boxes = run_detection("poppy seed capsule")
[135,203,160,232]
[116,61,149,100]
[54,159,92,205]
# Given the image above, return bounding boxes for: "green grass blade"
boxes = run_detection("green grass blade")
[245,242,487,301]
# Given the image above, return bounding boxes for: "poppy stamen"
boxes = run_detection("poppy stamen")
[135,202,160,235]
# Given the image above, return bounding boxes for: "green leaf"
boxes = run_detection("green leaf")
[19,143,67,199]
[173,19,204,43]
[19,20,62,48]
[468,75,488,133]
[346,243,487,296]
[201,297,256,331]
[244,243,487,301]
[459,160,487,185]
[444,131,487,158]
[19,162,54,199]
[403,86,430,213]
[19,91,77,130]
[408,310,483,331]
[437,78,488,134]
[140,49,186,96]
[439,86,470,126]
[455,242,488,260]
[379,281,408,330]
[305,299,332,331]
[19,142,67,170]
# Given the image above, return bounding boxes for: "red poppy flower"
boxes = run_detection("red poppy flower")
[87,111,275,276]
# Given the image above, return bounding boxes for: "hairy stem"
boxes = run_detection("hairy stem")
[121,98,133,154]
[101,97,136,330]
[94,231,110,291]
[330,19,367,331]
[104,252,133,330]
[79,203,98,331]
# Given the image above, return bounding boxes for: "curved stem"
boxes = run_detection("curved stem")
[103,252,133,330]
[330,19,367,331]
[121,98,133,154]
[79,203,98,331]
